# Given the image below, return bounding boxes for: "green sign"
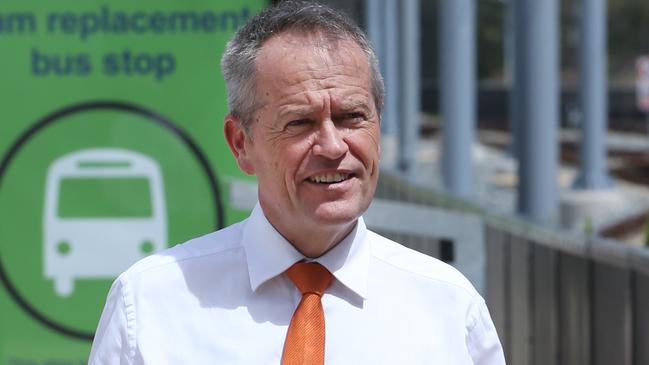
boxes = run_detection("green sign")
[0,1,264,362]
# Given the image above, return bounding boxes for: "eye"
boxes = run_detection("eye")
[341,112,366,123]
[286,119,310,127]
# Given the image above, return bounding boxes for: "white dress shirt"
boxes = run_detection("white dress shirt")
[89,204,505,364]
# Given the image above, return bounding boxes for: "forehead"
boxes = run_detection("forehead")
[254,31,372,103]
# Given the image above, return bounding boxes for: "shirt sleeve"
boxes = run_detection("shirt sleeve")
[466,298,507,365]
[88,275,135,365]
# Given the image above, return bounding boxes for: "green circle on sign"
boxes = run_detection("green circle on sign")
[0,105,220,334]
[57,241,71,255]
[140,240,154,254]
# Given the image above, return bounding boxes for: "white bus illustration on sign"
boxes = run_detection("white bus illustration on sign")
[44,148,167,297]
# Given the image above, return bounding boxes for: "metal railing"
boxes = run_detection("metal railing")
[374,170,649,365]
[485,216,649,365]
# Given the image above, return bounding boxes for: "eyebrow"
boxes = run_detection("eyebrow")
[338,99,371,113]
[277,105,318,119]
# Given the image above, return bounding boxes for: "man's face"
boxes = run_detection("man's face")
[228,32,380,248]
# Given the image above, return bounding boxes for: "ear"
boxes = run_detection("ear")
[224,115,255,175]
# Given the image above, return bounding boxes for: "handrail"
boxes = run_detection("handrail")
[376,169,649,365]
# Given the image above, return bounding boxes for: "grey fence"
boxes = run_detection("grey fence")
[485,220,649,365]
[374,170,649,365]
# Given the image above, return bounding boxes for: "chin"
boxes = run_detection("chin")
[310,201,367,226]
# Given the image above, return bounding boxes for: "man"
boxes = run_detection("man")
[89,1,505,364]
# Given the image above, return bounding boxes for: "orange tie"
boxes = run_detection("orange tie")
[282,262,333,365]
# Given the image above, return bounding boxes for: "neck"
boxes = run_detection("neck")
[262,212,357,258]
[290,221,357,258]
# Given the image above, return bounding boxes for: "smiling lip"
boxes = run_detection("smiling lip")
[307,172,352,184]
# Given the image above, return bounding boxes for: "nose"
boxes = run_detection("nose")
[312,119,348,159]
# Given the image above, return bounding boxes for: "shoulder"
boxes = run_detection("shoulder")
[122,219,247,280]
[367,229,480,300]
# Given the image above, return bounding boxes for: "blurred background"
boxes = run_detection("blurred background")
[1,0,649,363]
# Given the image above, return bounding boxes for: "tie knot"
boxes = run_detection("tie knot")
[286,262,332,296]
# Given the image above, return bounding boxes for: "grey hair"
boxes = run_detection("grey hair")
[220,0,385,133]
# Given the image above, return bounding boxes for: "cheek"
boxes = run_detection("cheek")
[269,140,313,180]
[285,137,315,161]
[347,130,380,159]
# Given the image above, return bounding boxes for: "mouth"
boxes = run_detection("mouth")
[307,172,352,184]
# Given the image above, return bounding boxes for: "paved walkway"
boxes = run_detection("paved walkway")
[397,129,649,242]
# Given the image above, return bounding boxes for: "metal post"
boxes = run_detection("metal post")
[399,0,420,178]
[574,0,612,189]
[365,0,384,68]
[381,0,400,169]
[504,0,519,160]
[439,0,476,198]
[516,0,559,225]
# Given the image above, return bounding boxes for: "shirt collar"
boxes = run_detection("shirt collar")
[242,203,369,299]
